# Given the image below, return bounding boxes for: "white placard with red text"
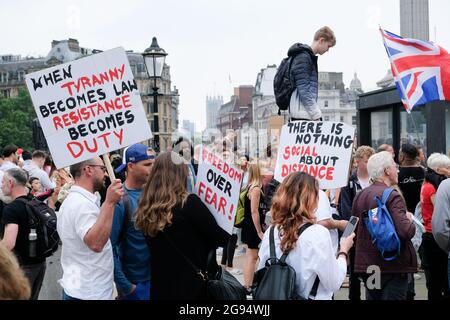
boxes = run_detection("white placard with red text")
[25,47,152,168]
[195,148,243,234]
[274,121,355,189]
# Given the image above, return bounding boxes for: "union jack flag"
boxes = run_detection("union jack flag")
[380,28,450,112]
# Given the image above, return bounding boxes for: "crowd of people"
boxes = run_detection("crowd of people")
[1,136,449,301]
[0,26,449,301]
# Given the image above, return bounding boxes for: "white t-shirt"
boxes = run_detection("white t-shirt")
[57,186,114,300]
[0,160,19,172]
[258,224,347,300]
[315,190,339,253]
[22,162,56,192]
[358,177,370,190]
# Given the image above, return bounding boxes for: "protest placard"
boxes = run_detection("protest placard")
[195,148,243,234]
[274,121,355,189]
[25,47,152,168]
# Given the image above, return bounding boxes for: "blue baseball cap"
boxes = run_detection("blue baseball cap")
[115,144,155,173]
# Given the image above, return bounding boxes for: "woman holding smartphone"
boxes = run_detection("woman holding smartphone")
[258,172,355,300]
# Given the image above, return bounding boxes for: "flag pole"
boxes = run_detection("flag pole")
[407,113,424,147]
[379,27,423,147]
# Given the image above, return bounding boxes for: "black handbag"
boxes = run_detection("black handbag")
[163,233,247,300]
[205,250,247,300]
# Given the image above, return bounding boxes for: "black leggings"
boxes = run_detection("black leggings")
[221,234,238,268]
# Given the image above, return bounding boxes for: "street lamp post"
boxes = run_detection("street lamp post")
[143,37,167,152]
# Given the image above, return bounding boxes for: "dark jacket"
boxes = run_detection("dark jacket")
[146,194,229,300]
[288,43,319,119]
[351,182,417,274]
[339,170,363,221]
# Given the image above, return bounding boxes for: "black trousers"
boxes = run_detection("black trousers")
[422,232,450,300]
[348,247,361,300]
[22,261,47,300]
[221,234,238,268]
[363,273,409,300]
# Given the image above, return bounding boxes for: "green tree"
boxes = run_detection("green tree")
[0,88,37,150]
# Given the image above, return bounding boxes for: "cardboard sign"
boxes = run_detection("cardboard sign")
[195,148,243,234]
[274,121,355,189]
[25,47,152,168]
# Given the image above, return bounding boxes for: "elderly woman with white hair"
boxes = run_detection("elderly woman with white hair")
[420,153,450,300]
[351,151,417,300]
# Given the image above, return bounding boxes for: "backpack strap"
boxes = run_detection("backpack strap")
[374,187,401,261]
[16,197,37,227]
[309,276,321,299]
[381,187,395,205]
[297,223,320,300]
[268,226,278,264]
[274,222,320,299]
[118,189,132,244]
[162,231,208,282]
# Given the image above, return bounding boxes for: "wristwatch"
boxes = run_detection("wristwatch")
[337,251,348,259]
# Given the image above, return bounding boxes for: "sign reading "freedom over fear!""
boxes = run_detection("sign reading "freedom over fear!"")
[25,47,152,168]
[274,121,355,189]
[195,148,243,235]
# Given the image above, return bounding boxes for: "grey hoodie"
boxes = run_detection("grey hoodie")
[432,178,450,258]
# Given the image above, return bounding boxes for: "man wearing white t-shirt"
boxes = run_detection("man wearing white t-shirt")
[57,157,123,300]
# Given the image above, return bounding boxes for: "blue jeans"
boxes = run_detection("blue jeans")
[62,290,81,300]
[117,281,150,300]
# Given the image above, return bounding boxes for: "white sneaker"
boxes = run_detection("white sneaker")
[229,268,243,275]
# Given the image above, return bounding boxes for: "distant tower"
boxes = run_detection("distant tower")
[377,0,430,88]
[400,0,429,41]
[350,72,363,93]
[206,95,223,129]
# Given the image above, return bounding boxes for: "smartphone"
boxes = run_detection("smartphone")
[342,216,359,238]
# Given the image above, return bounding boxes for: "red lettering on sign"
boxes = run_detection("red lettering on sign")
[281,164,334,181]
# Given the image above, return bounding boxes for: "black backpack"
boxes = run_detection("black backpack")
[252,223,320,300]
[17,198,60,259]
[273,56,296,114]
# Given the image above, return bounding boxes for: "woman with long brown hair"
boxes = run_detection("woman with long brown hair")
[241,162,266,294]
[134,152,229,300]
[257,172,354,299]
[0,242,30,299]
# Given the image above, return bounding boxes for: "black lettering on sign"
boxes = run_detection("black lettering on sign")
[206,169,232,197]
[30,64,73,91]
[113,80,138,96]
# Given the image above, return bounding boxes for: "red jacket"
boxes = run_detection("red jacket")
[351,182,417,274]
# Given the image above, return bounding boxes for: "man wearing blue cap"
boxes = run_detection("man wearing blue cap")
[110,143,155,300]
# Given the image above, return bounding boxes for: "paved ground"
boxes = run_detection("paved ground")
[219,245,429,300]
[38,245,63,300]
[38,243,428,300]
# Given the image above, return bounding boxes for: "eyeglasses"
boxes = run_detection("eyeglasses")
[387,163,399,171]
[87,164,107,173]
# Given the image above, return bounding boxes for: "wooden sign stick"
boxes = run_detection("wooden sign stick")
[102,153,116,181]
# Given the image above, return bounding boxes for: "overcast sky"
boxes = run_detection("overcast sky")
[2,0,450,130]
